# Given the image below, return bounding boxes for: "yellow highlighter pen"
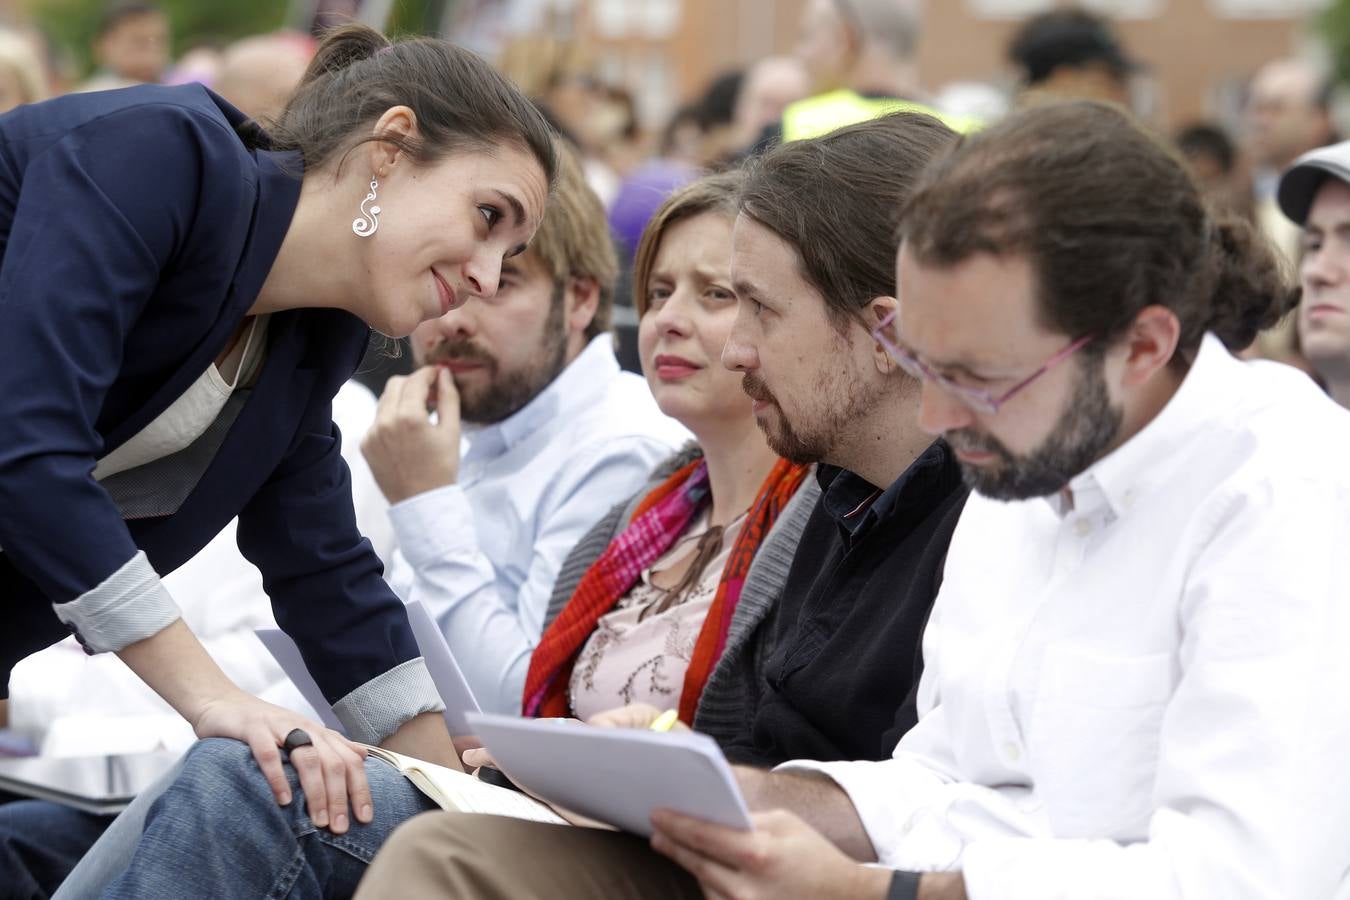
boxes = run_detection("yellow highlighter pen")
[649,709,680,733]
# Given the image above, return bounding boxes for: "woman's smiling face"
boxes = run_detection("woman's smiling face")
[352,139,549,338]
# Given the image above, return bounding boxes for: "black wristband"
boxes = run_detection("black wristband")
[887,869,922,900]
[476,766,525,794]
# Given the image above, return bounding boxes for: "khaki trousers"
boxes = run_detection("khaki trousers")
[353,812,705,899]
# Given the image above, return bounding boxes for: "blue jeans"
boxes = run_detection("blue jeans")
[54,757,185,900]
[101,739,436,899]
[0,799,113,899]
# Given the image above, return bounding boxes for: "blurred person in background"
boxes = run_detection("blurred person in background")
[77,1,171,93]
[1007,8,1138,110]
[731,56,810,154]
[784,0,973,142]
[701,57,813,164]
[498,36,622,206]
[1242,58,1333,365]
[213,31,315,126]
[692,69,744,165]
[8,23,74,97]
[610,68,760,269]
[162,41,223,89]
[1246,58,1336,265]
[1175,122,1252,219]
[1278,139,1350,408]
[658,103,706,167]
[595,83,646,178]
[0,26,47,113]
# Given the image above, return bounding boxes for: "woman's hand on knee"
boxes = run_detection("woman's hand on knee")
[192,692,372,834]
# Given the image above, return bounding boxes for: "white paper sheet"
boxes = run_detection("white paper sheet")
[466,712,753,837]
[256,600,481,738]
[253,629,348,733]
[402,600,481,736]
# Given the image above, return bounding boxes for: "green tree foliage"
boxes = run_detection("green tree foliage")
[1322,0,1350,87]
[31,0,287,75]
[386,0,448,38]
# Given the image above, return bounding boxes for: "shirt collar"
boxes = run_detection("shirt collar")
[818,466,881,536]
[819,440,955,540]
[464,334,621,455]
[1050,333,1235,521]
[226,148,303,327]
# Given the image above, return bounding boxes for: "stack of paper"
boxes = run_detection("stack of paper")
[467,712,753,837]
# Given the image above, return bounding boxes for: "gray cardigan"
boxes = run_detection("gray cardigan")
[542,444,821,743]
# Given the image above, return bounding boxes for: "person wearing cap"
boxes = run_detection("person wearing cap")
[1278,140,1350,408]
[1008,8,1139,109]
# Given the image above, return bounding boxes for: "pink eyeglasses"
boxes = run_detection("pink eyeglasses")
[871,310,1094,416]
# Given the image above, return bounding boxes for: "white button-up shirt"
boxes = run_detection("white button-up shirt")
[386,335,689,714]
[788,335,1350,899]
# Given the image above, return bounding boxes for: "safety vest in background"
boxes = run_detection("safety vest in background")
[781,89,981,142]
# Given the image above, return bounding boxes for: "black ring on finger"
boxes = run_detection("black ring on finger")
[282,728,314,752]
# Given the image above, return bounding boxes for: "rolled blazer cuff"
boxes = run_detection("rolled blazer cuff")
[333,657,445,745]
[51,550,182,653]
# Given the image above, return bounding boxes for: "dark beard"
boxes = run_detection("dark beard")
[740,372,829,463]
[740,368,885,466]
[427,287,570,425]
[946,357,1123,501]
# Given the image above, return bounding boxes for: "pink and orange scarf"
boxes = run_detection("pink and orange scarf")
[523,457,808,723]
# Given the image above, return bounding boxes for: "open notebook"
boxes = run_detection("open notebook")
[362,745,565,825]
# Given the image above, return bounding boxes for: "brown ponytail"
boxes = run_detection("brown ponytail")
[1203,216,1300,351]
[268,24,556,185]
[294,22,389,86]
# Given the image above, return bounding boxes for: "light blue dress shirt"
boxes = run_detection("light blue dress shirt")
[385,335,690,714]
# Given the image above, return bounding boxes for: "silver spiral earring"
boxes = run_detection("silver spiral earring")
[352,177,381,237]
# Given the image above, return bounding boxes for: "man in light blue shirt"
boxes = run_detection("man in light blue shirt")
[360,150,689,714]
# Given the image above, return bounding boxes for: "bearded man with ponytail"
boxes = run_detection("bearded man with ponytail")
[424,101,1350,900]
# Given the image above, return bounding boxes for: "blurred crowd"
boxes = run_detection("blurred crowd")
[1,0,1340,380]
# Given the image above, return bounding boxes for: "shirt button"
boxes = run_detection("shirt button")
[1002,741,1022,762]
[1074,519,1092,537]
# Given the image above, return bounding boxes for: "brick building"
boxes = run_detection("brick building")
[509,0,1329,133]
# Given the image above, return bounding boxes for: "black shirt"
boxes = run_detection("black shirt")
[719,440,969,766]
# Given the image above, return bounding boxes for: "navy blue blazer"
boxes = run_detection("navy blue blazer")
[0,85,420,708]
